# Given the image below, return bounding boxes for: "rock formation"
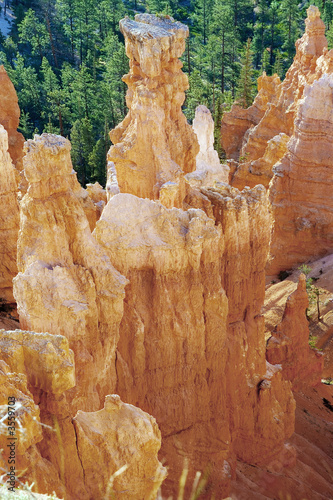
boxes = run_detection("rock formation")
[106,160,120,201]
[73,394,167,499]
[0,330,165,499]
[0,124,19,303]
[13,133,127,413]
[0,65,24,173]
[108,14,199,208]
[230,132,289,190]
[223,6,327,190]
[94,186,295,495]
[221,72,281,160]
[86,181,107,220]
[266,275,324,389]
[185,105,229,187]
[268,73,333,275]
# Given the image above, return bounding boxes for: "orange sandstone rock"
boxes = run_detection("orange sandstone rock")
[221,72,281,160]
[0,125,19,302]
[0,65,24,172]
[13,133,127,413]
[266,275,324,389]
[268,73,333,275]
[201,183,295,465]
[73,394,166,500]
[108,14,199,207]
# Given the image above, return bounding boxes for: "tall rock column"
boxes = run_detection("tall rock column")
[13,133,127,413]
[108,14,199,208]
[268,73,333,275]
[0,124,19,302]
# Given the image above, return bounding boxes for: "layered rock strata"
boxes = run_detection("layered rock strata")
[108,14,199,208]
[185,105,229,187]
[266,275,324,389]
[268,73,333,275]
[0,124,20,302]
[0,65,24,173]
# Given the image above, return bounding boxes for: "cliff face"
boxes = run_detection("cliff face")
[108,14,199,208]
[201,184,295,464]
[94,186,295,495]
[268,73,333,274]
[185,105,229,187]
[0,125,19,302]
[0,66,24,173]
[266,275,324,390]
[94,193,232,495]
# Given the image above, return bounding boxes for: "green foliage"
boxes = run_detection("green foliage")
[236,38,255,108]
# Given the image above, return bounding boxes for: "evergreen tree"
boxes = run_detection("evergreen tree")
[236,38,255,108]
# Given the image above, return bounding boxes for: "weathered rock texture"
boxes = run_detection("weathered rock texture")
[230,132,289,190]
[200,184,295,464]
[185,105,229,187]
[94,193,232,495]
[0,124,19,302]
[106,161,120,201]
[94,189,295,495]
[221,72,281,161]
[9,134,165,500]
[0,65,24,173]
[108,14,199,208]
[266,275,324,390]
[0,329,75,498]
[13,133,127,413]
[73,394,167,499]
[86,181,107,219]
[268,73,333,275]
[223,6,327,190]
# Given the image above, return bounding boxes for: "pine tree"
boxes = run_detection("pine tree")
[236,38,255,108]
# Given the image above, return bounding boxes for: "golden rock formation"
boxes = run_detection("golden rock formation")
[0,125,19,302]
[13,133,127,412]
[73,394,166,499]
[108,14,199,207]
[0,65,24,173]
[266,275,324,389]
[185,105,229,187]
[268,73,333,274]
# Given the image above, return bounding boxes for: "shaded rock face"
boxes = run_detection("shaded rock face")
[0,125,19,302]
[221,72,281,161]
[94,188,295,495]
[223,6,327,189]
[185,105,229,187]
[73,394,167,500]
[108,14,199,208]
[266,275,324,390]
[93,193,232,495]
[0,65,24,173]
[268,73,333,275]
[200,184,295,464]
